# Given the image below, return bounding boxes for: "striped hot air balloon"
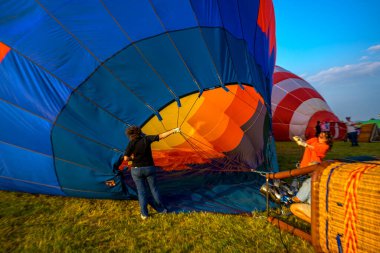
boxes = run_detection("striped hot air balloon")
[271,66,346,141]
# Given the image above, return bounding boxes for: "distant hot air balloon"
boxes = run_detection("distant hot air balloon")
[0,0,277,213]
[271,66,346,141]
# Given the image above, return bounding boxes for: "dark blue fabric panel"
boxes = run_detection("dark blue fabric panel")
[39,0,128,62]
[101,0,164,42]
[52,126,121,173]
[236,0,260,56]
[0,0,99,88]
[136,34,201,96]
[255,30,269,76]
[79,67,154,125]
[0,142,63,195]
[197,0,268,87]
[190,0,222,27]
[201,28,238,85]
[268,133,279,171]
[0,51,71,122]
[169,28,222,89]
[0,101,52,155]
[157,169,276,213]
[247,57,266,98]
[104,44,176,110]
[216,0,244,38]
[54,93,128,152]
[189,0,261,60]
[224,32,253,85]
[150,0,197,30]
[54,159,129,199]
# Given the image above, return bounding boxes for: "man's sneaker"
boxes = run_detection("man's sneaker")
[140,214,148,220]
[160,208,168,214]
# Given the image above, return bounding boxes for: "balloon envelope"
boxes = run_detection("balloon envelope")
[0,0,277,213]
[272,66,346,141]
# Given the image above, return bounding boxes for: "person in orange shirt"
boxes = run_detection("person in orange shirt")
[294,131,333,168]
[290,131,333,222]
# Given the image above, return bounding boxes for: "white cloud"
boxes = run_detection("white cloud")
[305,62,380,85]
[360,55,369,61]
[367,44,380,52]
[303,61,380,121]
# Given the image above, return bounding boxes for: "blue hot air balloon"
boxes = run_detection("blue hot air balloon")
[0,0,277,213]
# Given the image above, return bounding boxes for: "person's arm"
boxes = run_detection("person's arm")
[158,128,180,140]
[303,138,318,149]
[293,136,310,148]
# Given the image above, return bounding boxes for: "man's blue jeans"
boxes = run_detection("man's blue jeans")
[295,177,311,204]
[131,166,164,216]
[348,132,358,146]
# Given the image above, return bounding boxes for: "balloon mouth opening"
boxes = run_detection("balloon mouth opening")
[141,84,265,171]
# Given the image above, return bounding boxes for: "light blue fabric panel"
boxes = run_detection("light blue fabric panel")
[0,142,64,195]
[150,0,198,30]
[0,0,99,88]
[39,0,128,62]
[0,51,71,122]
[101,0,165,42]
[0,0,42,45]
[0,101,52,155]
[189,0,223,27]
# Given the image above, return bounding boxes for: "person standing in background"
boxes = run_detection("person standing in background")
[315,121,321,137]
[345,116,359,146]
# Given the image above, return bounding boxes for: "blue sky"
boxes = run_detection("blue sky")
[273,0,380,121]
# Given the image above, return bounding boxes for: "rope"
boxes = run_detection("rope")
[1,46,133,141]
[36,0,162,120]
[179,131,269,177]
[178,94,200,128]
[146,0,203,94]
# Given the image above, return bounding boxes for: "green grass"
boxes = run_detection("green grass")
[1,141,379,252]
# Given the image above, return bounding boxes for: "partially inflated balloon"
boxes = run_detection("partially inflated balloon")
[272,66,346,141]
[0,0,277,213]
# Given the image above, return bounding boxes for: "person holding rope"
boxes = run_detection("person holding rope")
[124,125,180,220]
[290,131,333,222]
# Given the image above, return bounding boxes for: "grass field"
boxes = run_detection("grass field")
[1,141,379,252]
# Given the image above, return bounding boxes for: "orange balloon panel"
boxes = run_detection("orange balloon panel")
[0,42,11,63]
[224,86,263,126]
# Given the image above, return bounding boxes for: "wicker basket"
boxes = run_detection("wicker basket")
[311,161,380,253]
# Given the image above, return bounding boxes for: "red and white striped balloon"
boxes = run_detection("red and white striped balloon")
[271,66,346,141]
